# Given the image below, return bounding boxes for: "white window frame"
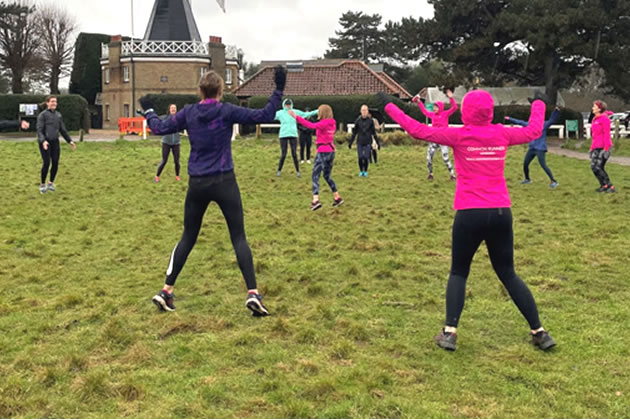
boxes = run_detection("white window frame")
[105,104,110,121]
[200,67,208,79]
[123,66,130,83]
[225,68,233,85]
[104,68,110,84]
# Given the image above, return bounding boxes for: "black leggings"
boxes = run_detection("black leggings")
[524,149,555,182]
[446,208,541,330]
[165,171,256,290]
[357,143,371,172]
[299,133,312,161]
[157,143,181,177]
[39,140,60,184]
[278,137,299,172]
[590,148,612,187]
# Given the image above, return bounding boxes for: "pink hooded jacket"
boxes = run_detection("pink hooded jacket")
[386,90,545,210]
[590,112,613,151]
[295,116,336,153]
[418,97,458,127]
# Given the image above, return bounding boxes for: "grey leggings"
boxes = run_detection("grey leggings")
[427,143,454,175]
[590,148,612,187]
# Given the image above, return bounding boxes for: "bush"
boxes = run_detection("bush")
[138,93,240,115]
[0,94,90,132]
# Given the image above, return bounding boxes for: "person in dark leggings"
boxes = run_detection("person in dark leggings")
[275,99,318,177]
[383,90,556,352]
[36,96,76,194]
[506,106,560,188]
[141,66,287,316]
[589,101,616,193]
[155,104,182,182]
[298,110,314,164]
[349,105,377,177]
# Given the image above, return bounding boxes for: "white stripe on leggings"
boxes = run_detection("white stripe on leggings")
[166,243,178,276]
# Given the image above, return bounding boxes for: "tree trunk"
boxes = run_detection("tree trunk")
[544,54,559,106]
[49,66,61,94]
[10,66,24,94]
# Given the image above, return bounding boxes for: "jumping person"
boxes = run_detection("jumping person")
[0,120,29,131]
[36,96,76,194]
[349,104,377,177]
[589,101,616,193]
[290,105,344,210]
[141,66,287,316]
[155,104,182,183]
[413,89,457,181]
[505,106,560,188]
[381,90,556,352]
[275,99,318,177]
[298,109,315,164]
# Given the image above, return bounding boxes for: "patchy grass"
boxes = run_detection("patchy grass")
[1,137,629,418]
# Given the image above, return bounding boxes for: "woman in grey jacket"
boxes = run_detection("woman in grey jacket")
[155,104,182,182]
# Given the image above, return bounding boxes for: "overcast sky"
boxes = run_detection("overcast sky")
[59,0,433,87]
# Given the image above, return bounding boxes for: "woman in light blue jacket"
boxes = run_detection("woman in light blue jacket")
[275,99,318,178]
[155,104,182,182]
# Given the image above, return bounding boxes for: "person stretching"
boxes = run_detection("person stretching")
[291,105,344,211]
[413,89,457,181]
[36,96,76,194]
[589,101,616,193]
[349,104,377,177]
[382,90,556,352]
[155,104,182,182]
[275,99,318,178]
[505,106,560,188]
[141,66,287,316]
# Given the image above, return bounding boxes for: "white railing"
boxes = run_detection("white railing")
[117,40,209,57]
[225,45,242,61]
[101,43,109,59]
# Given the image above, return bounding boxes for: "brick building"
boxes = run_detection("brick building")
[100,0,240,129]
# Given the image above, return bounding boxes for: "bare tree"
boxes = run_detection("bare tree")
[0,0,39,93]
[36,2,77,94]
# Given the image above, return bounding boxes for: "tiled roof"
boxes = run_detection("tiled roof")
[234,60,411,99]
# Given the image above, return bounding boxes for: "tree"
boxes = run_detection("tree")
[0,0,39,93]
[325,11,384,62]
[69,32,110,104]
[36,2,77,94]
[243,61,261,80]
[413,0,630,104]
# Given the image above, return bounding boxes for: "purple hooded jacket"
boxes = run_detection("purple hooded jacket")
[145,90,283,177]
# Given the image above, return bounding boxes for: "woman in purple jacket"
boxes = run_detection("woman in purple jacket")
[140,66,287,316]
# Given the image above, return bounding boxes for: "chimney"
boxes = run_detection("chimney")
[208,36,226,80]
[209,36,223,44]
[111,34,122,42]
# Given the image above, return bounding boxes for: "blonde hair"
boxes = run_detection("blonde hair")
[318,104,334,120]
[199,71,224,100]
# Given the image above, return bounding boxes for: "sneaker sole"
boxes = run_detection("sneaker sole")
[246,298,269,316]
[311,204,322,211]
[332,200,344,208]
[534,338,557,351]
[152,295,175,312]
[437,340,456,351]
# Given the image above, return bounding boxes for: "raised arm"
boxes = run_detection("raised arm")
[543,108,560,130]
[505,117,529,127]
[295,115,327,130]
[385,103,459,147]
[0,120,19,130]
[227,89,283,124]
[503,100,545,146]
[444,97,459,118]
[295,109,318,118]
[146,108,188,135]
[417,100,435,119]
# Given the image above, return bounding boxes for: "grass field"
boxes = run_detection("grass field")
[1,138,629,418]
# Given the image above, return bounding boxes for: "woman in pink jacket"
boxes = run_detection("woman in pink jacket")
[380,90,556,352]
[290,105,344,211]
[413,89,458,181]
[589,101,615,193]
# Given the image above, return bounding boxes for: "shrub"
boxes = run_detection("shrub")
[0,94,89,132]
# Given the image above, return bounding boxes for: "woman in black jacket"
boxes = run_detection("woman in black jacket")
[348,105,377,177]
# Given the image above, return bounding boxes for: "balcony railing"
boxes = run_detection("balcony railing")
[101,40,210,59]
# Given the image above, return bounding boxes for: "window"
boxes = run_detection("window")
[123,66,130,83]
[104,68,110,84]
[123,104,130,118]
[105,104,110,121]
[225,68,233,85]
[160,76,168,83]
[200,67,208,79]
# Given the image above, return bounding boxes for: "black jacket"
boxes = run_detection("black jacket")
[349,116,376,147]
[0,120,20,131]
[37,109,72,144]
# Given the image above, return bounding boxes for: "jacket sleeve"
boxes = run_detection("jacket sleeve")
[506,117,529,127]
[603,118,613,150]
[543,109,560,130]
[417,100,435,120]
[295,109,318,118]
[349,117,359,146]
[58,114,73,143]
[295,115,326,130]
[146,108,188,135]
[503,101,545,146]
[227,90,283,125]
[385,103,459,147]
[0,120,19,130]
[36,113,46,143]
[444,97,459,118]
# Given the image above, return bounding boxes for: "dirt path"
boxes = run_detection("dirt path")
[547,146,630,167]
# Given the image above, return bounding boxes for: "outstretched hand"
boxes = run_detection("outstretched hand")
[446,89,454,99]
[288,110,297,119]
[70,141,76,151]
[20,120,29,130]
[274,65,287,92]
[412,95,421,103]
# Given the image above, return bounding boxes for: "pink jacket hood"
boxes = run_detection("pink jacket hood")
[434,101,444,113]
[461,90,494,126]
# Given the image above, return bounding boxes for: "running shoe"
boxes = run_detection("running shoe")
[301,160,305,164]
[332,197,344,208]
[310,201,322,211]
[550,181,559,189]
[39,184,47,194]
[434,328,457,351]
[531,330,556,350]
[154,176,160,183]
[364,172,368,178]
[297,171,301,178]
[605,185,617,193]
[246,292,269,317]
[596,185,609,193]
[276,171,282,177]
[427,174,434,181]
[450,175,457,181]
[47,182,56,192]
[176,176,181,181]
[359,171,364,177]
[152,289,175,312]
[307,160,311,164]
[521,179,532,185]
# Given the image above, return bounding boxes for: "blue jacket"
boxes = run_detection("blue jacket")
[146,90,282,176]
[506,109,559,151]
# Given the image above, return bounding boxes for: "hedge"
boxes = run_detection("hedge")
[247,94,583,133]
[0,94,90,132]
[139,93,240,115]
